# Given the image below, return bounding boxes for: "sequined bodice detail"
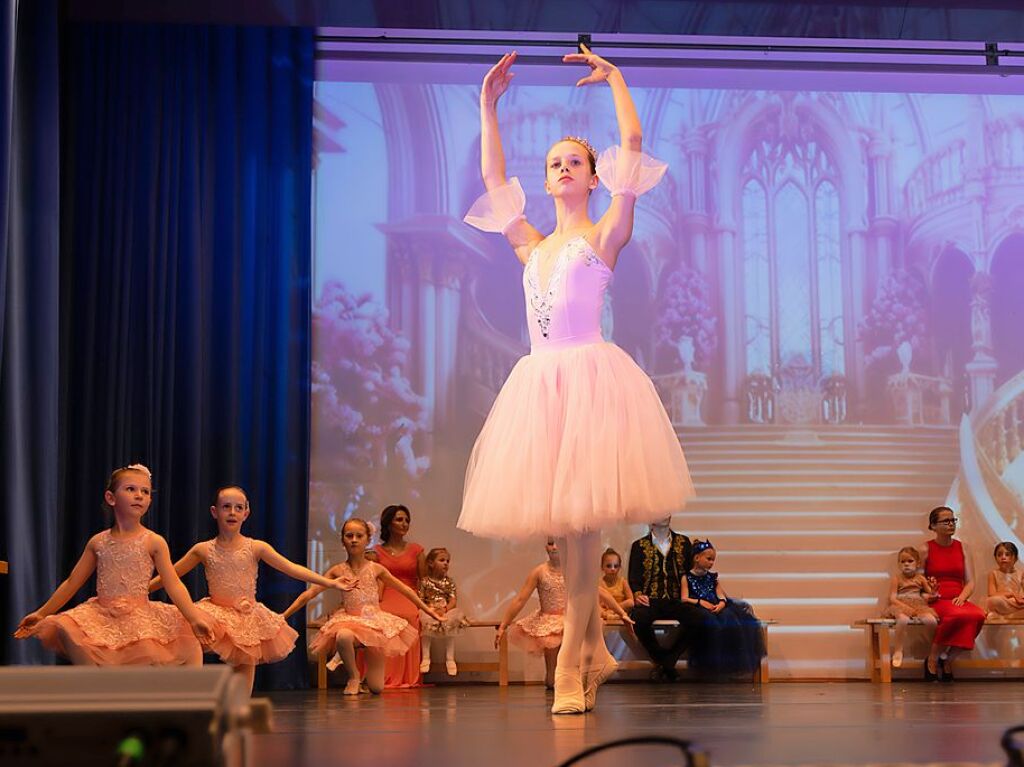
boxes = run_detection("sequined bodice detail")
[686,571,721,603]
[524,237,610,348]
[205,539,258,606]
[537,566,566,615]
[420,576,456,607]
[342,563,381,613]
[95,530,154,603]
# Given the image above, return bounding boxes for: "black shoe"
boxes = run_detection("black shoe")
[662,665,679,683]
[924,658,938,682]
[938,658,954,683]
[648,666,666,683]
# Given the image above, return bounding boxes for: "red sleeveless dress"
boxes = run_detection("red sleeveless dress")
[925,539,985,649]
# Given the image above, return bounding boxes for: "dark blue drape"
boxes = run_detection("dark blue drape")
[1,0,61,666]
[58,23,313,689]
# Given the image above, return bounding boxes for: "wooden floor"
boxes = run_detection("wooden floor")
[255,681,1024,766]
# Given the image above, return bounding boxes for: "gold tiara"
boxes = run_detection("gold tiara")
[561,135,596,160]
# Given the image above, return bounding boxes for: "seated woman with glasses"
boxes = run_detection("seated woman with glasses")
[919,506,986,681]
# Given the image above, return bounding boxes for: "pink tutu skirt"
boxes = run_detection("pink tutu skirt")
[196,597,298,666]
[419,607,470,637]
[309,606,417,658]
[509,610,564,654]
[29,597,200,666]
[459,341,694,539]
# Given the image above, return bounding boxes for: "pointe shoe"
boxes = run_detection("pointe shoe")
[892,650,903,668]
[551,669,586,715]
[325,653,343,672]
[420,658,432,674]
[583,656,619,711]
[343,679,362,696]
[446,660,458,676]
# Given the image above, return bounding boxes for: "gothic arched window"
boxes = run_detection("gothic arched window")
[740,118,846,380]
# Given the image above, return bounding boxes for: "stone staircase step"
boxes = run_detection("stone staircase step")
[743,597,879,624]
[684,496,942,511]
[698,530,924,551]
[722,550,899,573]
[693,481,949,498]
[683,510,927,532]
[726,572,889,599]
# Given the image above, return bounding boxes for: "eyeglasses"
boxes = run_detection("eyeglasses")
[934,518,958,526]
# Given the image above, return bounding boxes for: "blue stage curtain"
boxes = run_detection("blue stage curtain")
[58,23,313,689]
[1,0,61,666]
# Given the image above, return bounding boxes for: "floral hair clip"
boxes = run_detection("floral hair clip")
[122,463,152,478]
[692,539,715,554]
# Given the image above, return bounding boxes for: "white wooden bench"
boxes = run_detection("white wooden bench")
[308,619,509,688]
[854,617,1024,682]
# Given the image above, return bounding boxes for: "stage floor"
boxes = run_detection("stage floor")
[255,681,1024,766]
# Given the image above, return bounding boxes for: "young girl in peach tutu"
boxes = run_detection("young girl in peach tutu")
[149,485,349,693]
[985,542,1024,620]
[15,465,214,665]
[882,546,938,667]
[418,547,471,676]
[284,518,441,695]
[497,540,632,690]
[458,46,694,714]
[598,548,634,623]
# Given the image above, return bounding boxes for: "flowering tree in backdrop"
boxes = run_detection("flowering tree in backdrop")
[655,263,718,371]
[310,281,428,540]
[859,269,930,371]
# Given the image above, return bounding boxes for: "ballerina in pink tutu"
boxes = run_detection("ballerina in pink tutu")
[15,465,214,665]
[149,485,350,693]
[459,47,694,713]
[284,518,442,695]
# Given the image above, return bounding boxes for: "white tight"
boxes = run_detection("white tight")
[555,532,612,672]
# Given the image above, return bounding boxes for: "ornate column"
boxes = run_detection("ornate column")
[681,129,711,273]
[966,271,998,411]
[718,225,741,424]
[867,134,897,282]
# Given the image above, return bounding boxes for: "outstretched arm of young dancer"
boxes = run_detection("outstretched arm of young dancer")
[374,565,443,622]
[494,566,542,648]
[281,564,346,620]
[14,537,99,637]
[149,543,204,593]
[149,535,215,643]
[478,52,542,262]
[255,540,355,592]
[563,43,642,267]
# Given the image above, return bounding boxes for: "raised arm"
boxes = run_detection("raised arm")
[150,543,204,593]
[476,52,543,262]
[282,564,345,620]
[150,536,214,643]
[563,44,643,264]
[14,538,98,637]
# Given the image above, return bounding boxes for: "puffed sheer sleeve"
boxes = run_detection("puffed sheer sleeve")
[463,177,527,233]
[596,146,668,198]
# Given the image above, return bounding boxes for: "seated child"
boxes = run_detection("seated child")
[882,546,939,667]
[418,547,471,675]
[986,541,1024,620]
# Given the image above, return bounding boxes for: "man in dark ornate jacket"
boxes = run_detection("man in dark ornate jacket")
[627,516,702,680]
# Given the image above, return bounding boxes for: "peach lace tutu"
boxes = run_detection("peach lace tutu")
[309,563,416,657]
[509,565,565,654]
[28,531,200,665]
[195,538,297,666]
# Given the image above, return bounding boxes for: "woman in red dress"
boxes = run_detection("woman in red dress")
[921,505,985,681]
[372,504,427,688]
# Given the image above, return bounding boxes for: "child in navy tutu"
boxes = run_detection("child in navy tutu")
[682,539,765,679]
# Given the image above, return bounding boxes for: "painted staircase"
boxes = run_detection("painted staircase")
[678,424,960,680]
